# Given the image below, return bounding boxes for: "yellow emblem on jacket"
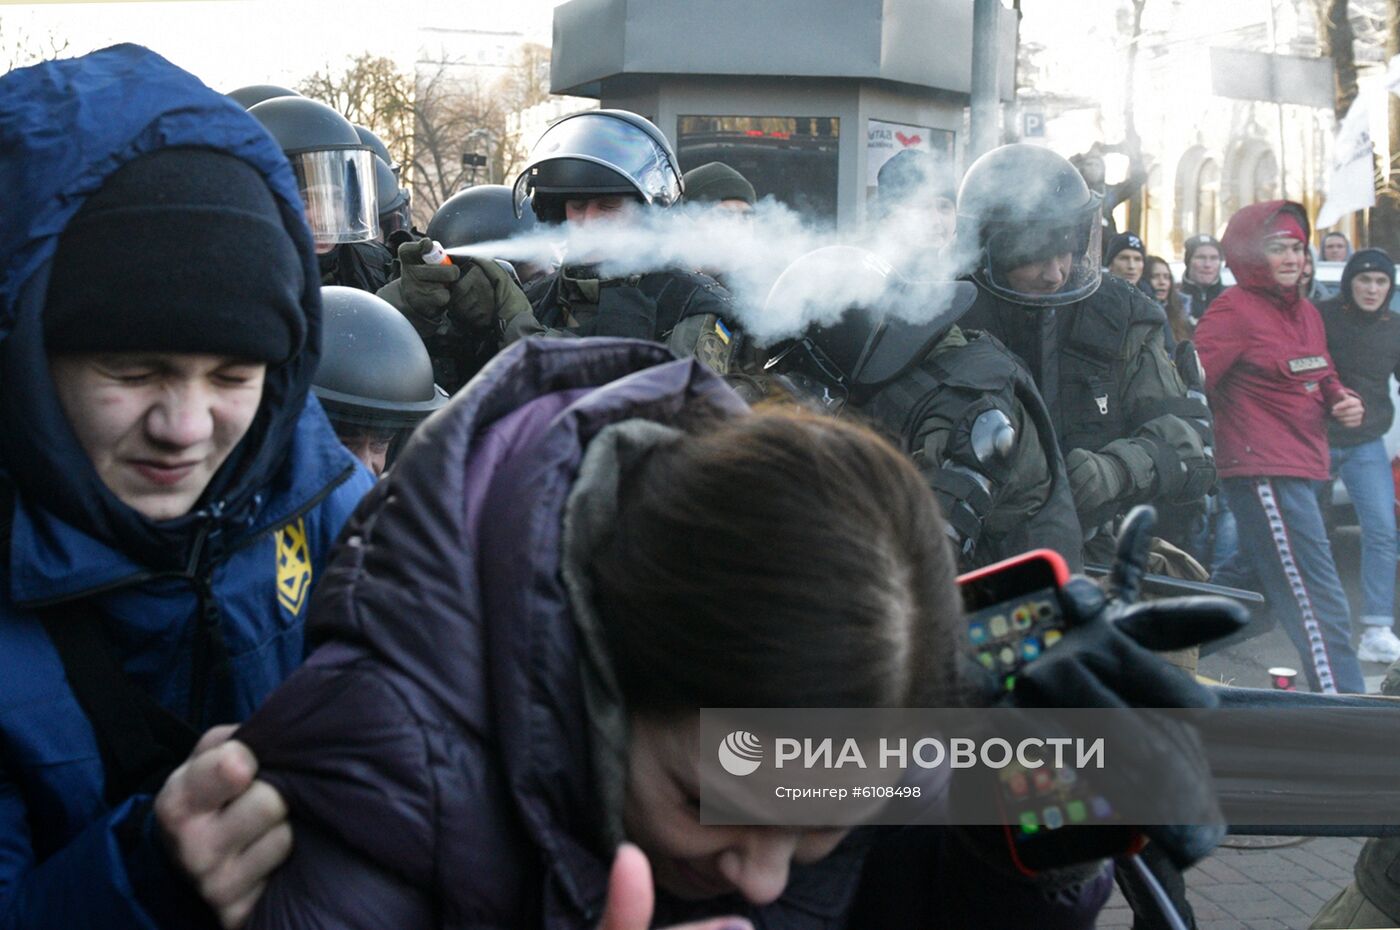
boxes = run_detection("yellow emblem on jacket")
[275,518,312,616]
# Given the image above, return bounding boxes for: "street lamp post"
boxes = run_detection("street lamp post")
[462,128,494,189]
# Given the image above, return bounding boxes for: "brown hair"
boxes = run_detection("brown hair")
[1146,255,1192,344]
[591,407,965,713]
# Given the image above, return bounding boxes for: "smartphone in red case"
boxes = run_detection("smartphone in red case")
[957,549,1145,874]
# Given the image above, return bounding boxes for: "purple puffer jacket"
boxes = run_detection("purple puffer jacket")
[237,337,1111,930]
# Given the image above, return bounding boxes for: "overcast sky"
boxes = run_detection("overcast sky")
[1,0,568,90]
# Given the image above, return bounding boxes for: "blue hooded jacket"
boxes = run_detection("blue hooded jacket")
[0,45,373,928]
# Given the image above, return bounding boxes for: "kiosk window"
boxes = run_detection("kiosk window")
[677,116,840,224]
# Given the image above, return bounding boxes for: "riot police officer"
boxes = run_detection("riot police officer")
[248,96,393,292]
[764,246,1083,570]
[315,286,448,477]
[508,109,744,374]
[954,144,1213,560]
[356,125,416,250]
[373,155,414,251]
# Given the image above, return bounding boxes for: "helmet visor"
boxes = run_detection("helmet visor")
[379,199,413,239]
[291,148,380,245]
[513,113,681,217]
[982,212,1102,307]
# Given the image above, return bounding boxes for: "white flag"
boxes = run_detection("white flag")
[1316,97,1375,230]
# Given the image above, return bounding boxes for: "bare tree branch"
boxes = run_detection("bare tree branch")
[1,16,69,74]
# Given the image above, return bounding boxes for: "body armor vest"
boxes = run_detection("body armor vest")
[860,331,1084,569]
[961,277,1165,458]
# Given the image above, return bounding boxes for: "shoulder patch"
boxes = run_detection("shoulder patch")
[276,518,313,616]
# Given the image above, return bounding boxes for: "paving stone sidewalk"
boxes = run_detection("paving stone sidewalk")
[1096,836,1373,929]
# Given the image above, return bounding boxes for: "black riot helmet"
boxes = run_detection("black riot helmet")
[355,124,397,175]
[762,246,978,410]
[428,184,537,249]
[315,286,448,474]
[511,109,683,223]
[249,96,379,246]
[226,84,298,109]
[955,143,1103,307]
[373,156,411,243]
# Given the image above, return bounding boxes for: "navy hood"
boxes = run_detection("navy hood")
[1339,248,1396,312]
[0,44,325,571]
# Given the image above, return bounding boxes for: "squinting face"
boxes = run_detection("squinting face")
[623,715,849,907]
[1005,253,1075,295]
[1324,236,1350,262]
[1265,238,1305,290]
[1108,250,1144,285]
[1188,245,1221,286]
[564,195,637,225]
[1352,270,1391,312]
[1148,262,1172,302]
[50,353,266,520]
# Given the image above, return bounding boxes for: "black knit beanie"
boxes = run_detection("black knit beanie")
[1183,234,1221,266]
[681,161,756,206]
[1106,231,1145,265]
[44,147,306,363]
[1341,247,1396,308]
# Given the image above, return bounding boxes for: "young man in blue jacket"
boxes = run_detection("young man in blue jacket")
[0,45,374,928]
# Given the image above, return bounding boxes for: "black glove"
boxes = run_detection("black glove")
[445,257,534,336]
[1012,505,1248,868]
[393,237,459,330]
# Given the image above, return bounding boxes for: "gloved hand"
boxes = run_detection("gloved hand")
[1136,415,1215,503]
[393,237,461,330]
[1012,505,1249,868]
[445,257,534,335]
[1065,445,1138,524]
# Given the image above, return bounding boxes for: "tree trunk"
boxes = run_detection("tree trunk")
[1321,0,1359,121]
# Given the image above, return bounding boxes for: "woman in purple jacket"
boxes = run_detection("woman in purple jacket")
[230,337,1235,929]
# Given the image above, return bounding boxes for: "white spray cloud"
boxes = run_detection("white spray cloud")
[445,192,977,347]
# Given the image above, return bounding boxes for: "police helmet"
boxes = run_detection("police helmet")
[315,286,448,472]
[428,184,537,249]
[373,156,411,242]
[355,125,397,174]
[511,109,683,223]
[249,96,379,246]
[762,246,978,408]
[227,84,298,109]
[955,144,1103,307]
[875,149,957,216]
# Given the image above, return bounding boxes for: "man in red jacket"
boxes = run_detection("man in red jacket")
[1195,201,1367,693]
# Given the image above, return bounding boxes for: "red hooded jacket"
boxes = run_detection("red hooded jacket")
[1195,201,1356,480]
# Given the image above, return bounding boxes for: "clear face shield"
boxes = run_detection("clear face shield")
[982,207,1103,308]
[512,112,682,218]
[290,148,380,246]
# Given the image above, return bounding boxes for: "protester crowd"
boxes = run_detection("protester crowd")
[4,42,1400,930]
